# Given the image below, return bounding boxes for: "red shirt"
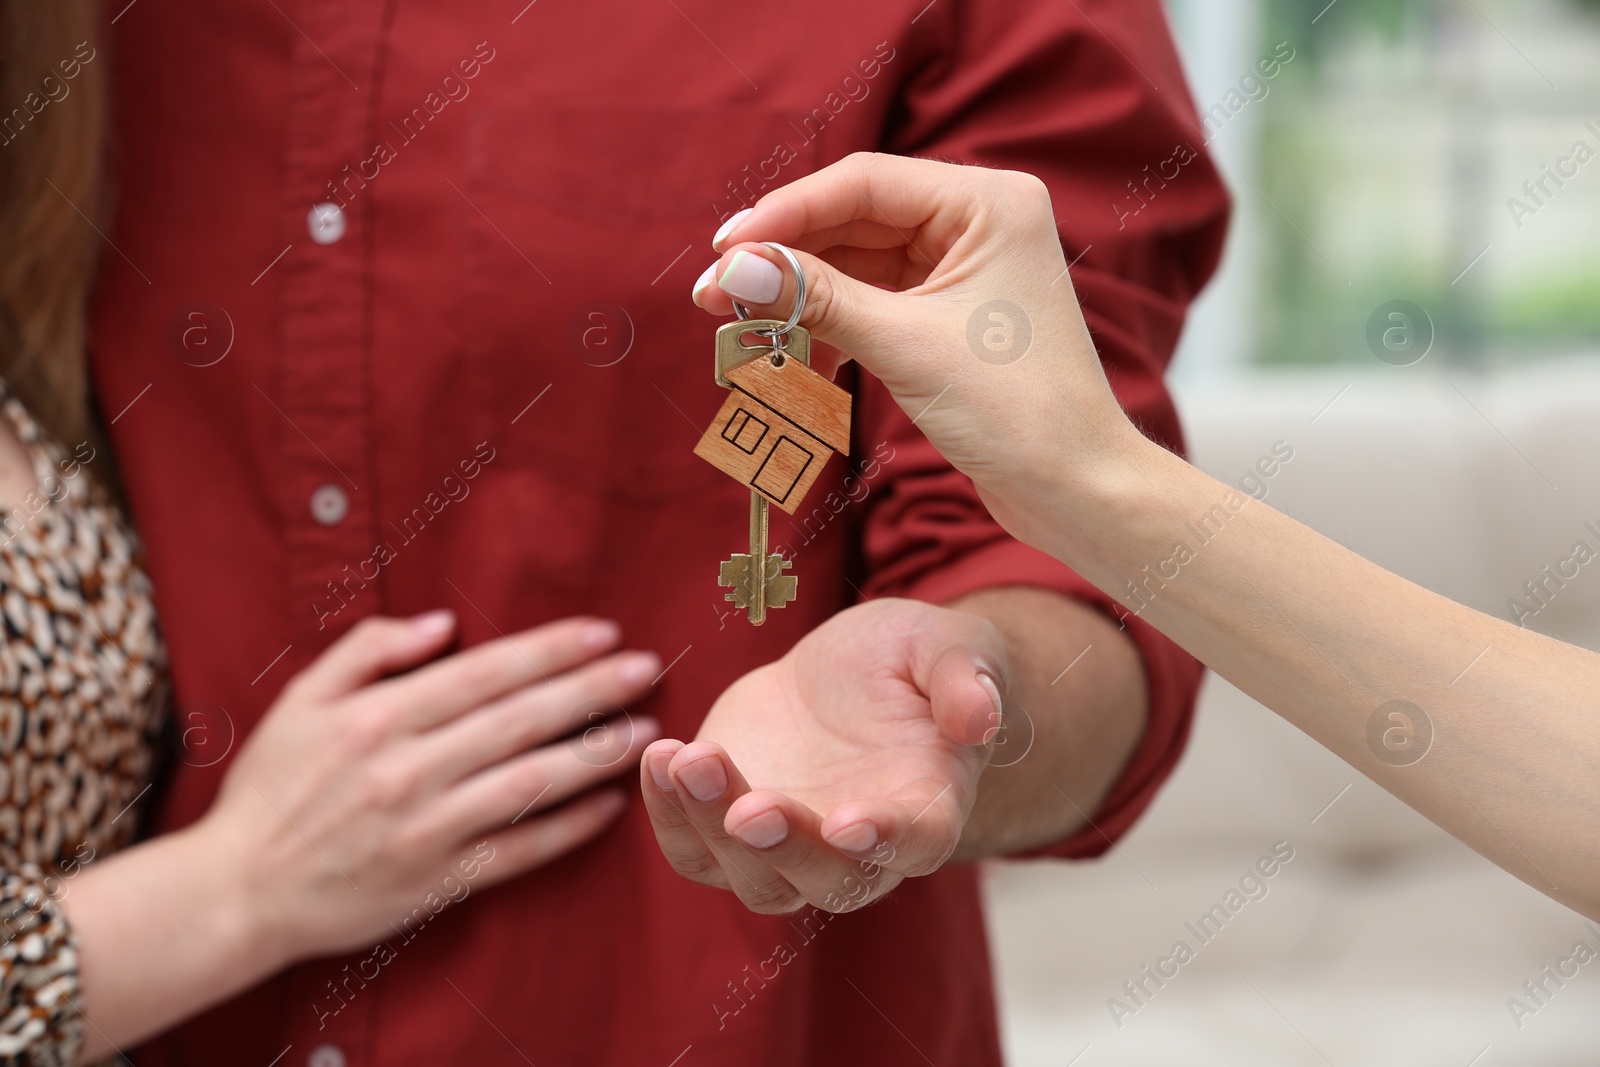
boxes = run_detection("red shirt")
[93,1,1227,1064]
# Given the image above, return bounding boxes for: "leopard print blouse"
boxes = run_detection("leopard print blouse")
[0,387,165,1065]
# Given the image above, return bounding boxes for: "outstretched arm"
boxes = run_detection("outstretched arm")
[1051,433,1600,919]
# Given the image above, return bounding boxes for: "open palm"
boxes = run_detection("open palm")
[641,598,1007,914]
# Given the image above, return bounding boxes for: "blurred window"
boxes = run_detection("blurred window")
[1164,0,1600,375]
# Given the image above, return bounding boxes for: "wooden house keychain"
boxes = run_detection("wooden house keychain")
[693,243,852,625]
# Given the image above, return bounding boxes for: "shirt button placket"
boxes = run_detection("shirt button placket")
[275,1,389,1064]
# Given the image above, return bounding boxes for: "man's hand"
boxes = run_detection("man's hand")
[640,599,1006,914]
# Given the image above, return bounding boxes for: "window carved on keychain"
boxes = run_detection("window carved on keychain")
[721,408,770,455]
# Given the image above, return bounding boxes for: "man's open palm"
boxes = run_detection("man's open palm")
[641,598,1007,914]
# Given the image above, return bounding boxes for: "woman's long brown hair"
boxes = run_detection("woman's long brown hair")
[0,0,103,449]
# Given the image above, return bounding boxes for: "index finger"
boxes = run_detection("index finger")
[712,152,982,256]
[350,615,626,732]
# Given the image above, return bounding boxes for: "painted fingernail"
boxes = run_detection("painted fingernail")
[734,809,789,850]
[691,262,717,305]
[717,250,782,306]
[646,750,675,793]
[411,609,454,636]
[581,619,621,651]
[618,652,661,687]
[826,821,877,853]
[675,756,728,803]
[712,207,753,249]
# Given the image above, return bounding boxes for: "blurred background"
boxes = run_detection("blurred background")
[984,1,1600,1063]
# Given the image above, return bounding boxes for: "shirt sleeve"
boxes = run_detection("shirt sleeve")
[856,0,1230,858]
[0,866,85,1066]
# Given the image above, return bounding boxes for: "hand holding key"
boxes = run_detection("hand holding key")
[694,245,852,625]
[692,152,1140,554]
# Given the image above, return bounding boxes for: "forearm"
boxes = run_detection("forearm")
[947,586,1149,860]
[1048,432,1600,918]
[61,820,284,1060]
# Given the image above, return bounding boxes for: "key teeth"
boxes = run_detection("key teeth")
[719,554,756,608]
[718,554,798,616]
[761,554,797,609]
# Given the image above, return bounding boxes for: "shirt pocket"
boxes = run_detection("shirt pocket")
[460,103,820,506]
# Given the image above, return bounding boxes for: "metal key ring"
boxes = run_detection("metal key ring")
[730,242,807,341]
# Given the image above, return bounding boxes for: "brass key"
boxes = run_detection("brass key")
[719,491,797,625]
[697,243,850,626]
[710,317,808,625]
[713,318,809,388]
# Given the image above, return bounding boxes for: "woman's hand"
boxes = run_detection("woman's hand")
[192,610,661,965]
[691,152,1148,549]
[65,609,663,1057]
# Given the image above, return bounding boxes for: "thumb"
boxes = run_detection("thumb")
[918,625,1009,750]
[696,241,906,373]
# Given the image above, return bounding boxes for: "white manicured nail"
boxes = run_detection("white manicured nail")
[712,208,753,250]
[691,262,717,305]
[718,250,783,306]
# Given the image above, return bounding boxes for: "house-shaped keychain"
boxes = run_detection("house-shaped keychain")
[693,351,852,514]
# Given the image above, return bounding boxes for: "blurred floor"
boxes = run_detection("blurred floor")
[986,677,1600,1067]
[984,364,1600,1066]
